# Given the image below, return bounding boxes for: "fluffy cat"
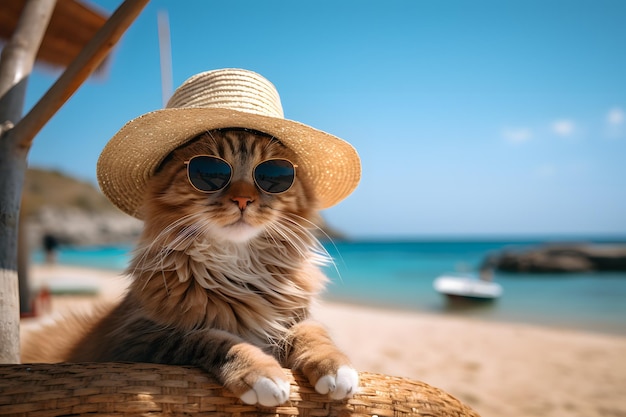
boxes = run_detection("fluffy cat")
[21,129,359,406]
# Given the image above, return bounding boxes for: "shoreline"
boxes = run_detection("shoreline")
[21,263,626,417]
[322,294,626,337]
[27,260,626,337]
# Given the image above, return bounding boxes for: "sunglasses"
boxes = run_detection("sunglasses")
[185,155,297,194]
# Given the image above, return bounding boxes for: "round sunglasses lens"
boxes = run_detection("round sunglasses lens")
[187,156,231,192]
[254,160,295,193]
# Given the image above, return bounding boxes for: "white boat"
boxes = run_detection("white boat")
[433,274,503,301]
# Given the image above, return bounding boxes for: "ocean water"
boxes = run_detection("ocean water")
[323,240,626,335]
[31,240,626,335]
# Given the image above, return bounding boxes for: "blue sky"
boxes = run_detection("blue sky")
[22,0,626,238]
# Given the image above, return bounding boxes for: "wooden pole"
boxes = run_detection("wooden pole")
[0,0,149,364]
[157,10,173,107]
[0,0,57,364]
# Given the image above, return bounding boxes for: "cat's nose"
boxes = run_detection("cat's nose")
[232,196,254,211]
[228,181,258,211]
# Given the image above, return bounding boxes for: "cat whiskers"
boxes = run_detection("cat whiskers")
[131,211,211,292]
[271,211,330,260]
[262,217,330,276]
[268,210,342,280]
[263,220,311,261]
[131,214,192,272]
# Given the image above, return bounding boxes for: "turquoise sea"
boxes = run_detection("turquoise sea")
[32,239,626,335]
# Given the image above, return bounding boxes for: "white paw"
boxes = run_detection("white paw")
[240,376,290,407]
[314,365,359,400]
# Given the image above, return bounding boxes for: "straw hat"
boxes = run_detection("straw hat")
[97,68,361,219]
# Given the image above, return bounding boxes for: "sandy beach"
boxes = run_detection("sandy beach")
[20,264,626,417]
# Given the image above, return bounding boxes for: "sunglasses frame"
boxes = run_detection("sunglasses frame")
[184,155,297,195]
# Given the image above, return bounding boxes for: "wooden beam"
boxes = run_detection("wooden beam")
[0,0,57,364]
[0,0,149,364]
[0,0,57,121]
[11,0,150,152]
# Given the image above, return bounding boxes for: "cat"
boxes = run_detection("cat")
[21,129,359,407]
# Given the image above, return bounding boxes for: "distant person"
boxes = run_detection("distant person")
[42,233,59,264]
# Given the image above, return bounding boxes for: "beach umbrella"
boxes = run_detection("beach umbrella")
[0,0,149,364]
[0,0,111,74]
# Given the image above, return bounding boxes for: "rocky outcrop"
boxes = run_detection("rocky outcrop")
[26,206,143,248]
[22,168,142,247]
[484,244,626,273]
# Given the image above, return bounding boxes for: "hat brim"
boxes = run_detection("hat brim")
[97,107,361,218]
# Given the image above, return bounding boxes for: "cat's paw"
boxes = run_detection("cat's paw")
[240,376,290,407]
[314,365,359,400]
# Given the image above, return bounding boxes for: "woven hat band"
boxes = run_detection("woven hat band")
[166,68,284,118]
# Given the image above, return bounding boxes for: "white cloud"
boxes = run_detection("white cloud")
[551,119,575,137]
[502,127,533,144]
[606,107,625,139]
[607,107,624,125]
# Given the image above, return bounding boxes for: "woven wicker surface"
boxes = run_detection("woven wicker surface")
[0,363,480,417]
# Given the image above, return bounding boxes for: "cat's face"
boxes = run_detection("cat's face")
[142,129,318,244]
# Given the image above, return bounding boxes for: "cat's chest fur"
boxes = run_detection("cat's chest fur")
[127,235,327,346]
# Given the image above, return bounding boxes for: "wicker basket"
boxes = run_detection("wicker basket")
[0,363,480,416]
